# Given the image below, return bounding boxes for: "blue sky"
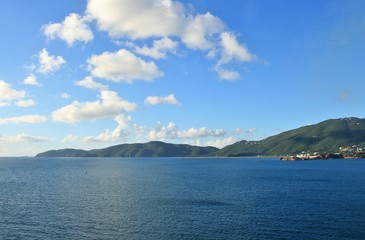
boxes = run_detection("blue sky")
[1,0,365,156]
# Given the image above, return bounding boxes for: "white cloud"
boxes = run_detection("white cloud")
[52,90,137,123]
[144,94,180,105]
[87,0,185,39]
[83,114,132,142]
[62,134,78,143]
[218,32,256,65]
[23,74,42,87]
[43,13,94,46]
[0,134,52,143]
[147,122,175,140]
[86,0,225,51]
[213,32,257,80]
[217,68,241,81]
[182,12,225,50]
[37,48,66,74]
[0,115,47,124]
[74,76,108,90]
[72,0,256,79]
[15,99,36,107]
[203,136,238,148]
[0,80,26,101]
[147,122,226,141]
[87,49,163,83]
[177,127,226,139]
[0,81,32,107]
[135,37,178,59]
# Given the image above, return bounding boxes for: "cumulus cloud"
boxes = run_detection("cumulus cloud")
[0,80,26,101]
[177,127,225,139]
[86,0,225,51]
[135,37,178,59]
[147,122,226,140]
[203,136,238,149]
[15,99,36,107]
[62,134,78,143]
[74,76,108,90]
[42,13,94,46]
[83,114,132,142]
[0,115,47,124]
[182,12,225,50]
[51,0,256,80]
[144,94,180,105]
[52,90,137,123]
[37,48,66,74]
[23,74,42,86]
[0,134,52,143]
[87,0,185,39]
[87,49,163,83]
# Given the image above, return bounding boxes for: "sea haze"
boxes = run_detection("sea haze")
[1,157,364,239]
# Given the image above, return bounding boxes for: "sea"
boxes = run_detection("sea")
[0,157,364,240]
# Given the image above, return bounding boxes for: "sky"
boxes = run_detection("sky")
[1,0,365,156]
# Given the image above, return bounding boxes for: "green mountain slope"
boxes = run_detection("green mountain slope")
[216,117,365,156]
[36,141,219,157]
[36,117,365,158]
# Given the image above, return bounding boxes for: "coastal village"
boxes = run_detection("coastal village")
[280,145,365,160]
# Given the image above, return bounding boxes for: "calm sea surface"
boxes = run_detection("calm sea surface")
[0,157,364,239]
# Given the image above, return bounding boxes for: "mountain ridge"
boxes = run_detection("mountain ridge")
[36,141,219,158]
[216,117,365,156]
[36,117,365,158]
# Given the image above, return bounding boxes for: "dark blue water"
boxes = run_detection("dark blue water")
[0,157,364,239]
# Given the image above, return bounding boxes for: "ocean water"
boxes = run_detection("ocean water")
[0,157,364,240]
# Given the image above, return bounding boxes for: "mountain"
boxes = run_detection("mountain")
[36,117,365,158]
[36,141,219,158]
[216,117,365,156]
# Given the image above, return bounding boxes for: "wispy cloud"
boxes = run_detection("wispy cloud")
[74,76,108,91]
[0,134,52,143]
[0,115,47,124]
[337,90,351,101]
[135,37,178,59]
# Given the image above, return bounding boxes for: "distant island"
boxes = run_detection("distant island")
[36,117,365,159]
